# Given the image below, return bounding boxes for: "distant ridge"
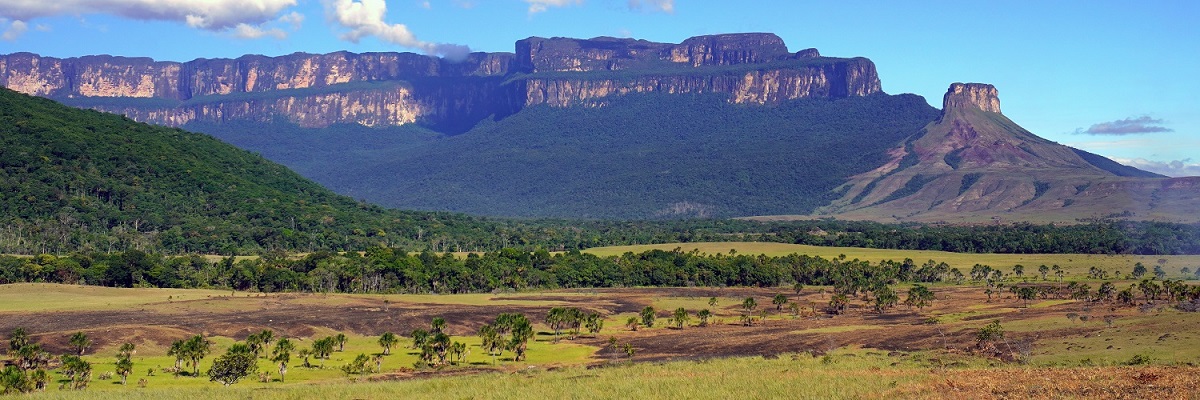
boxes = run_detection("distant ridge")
[818,83,1199,223]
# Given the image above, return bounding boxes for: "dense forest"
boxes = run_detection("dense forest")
[0,248,966,293]
[755,220,1200,255]
[3,247,1198,294]
[189,93,942,219]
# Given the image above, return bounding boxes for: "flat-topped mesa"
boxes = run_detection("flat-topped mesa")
[515,33,796,73]
[672,33,790,66]
[943,82,1001,113]
[0,32,882,128]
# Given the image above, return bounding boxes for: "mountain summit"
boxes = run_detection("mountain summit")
[2,34,1196,222]
[818,83,1197,222]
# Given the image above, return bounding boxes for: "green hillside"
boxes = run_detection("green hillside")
[191,93,940,219]
[0,88,495,254]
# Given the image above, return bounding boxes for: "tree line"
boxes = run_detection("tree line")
[0,248,964,293]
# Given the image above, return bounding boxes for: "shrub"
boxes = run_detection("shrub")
[1125,354,1152,365]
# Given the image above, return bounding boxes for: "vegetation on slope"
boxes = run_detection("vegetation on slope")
[191,93,941,219]
[0,88,539,255]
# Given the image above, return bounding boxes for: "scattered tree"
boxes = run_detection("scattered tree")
[271,338,295,382]
[378,332,398,356]
[1015,286,1038,308]
[772,294,789,313]
[873,286,898,313]
[182,335,212,377]
[334,333,348,352]
[507,315,534,362]
[975,320,1005,351]
[640,306,656,328]
[905,285,935,311]
[69,332,91,356]
[1132,262,1147,279]
[672,307,690,329]
[208,343,258,386]
[584,313,604,336]
[341,354,371,375]
[478,324,502,365]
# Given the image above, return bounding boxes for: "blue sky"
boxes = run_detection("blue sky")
[1,0,1197,176]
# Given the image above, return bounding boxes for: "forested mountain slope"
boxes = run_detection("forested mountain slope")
[0,87,505,254]
[192,93,940,219]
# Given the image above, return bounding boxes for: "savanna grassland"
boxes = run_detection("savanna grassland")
[3,244,1200,398]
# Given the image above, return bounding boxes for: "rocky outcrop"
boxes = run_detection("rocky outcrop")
[518,59,879,107]
[816,82,1193,223]
[512,33,880,107]
[943,82,1001,113]
[2,33,880,129]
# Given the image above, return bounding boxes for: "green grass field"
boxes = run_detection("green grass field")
[72,333,597,393]
[25,349,934,400]
[583,242,1200,280]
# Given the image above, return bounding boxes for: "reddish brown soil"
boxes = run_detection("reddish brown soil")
[881,365,1200,399]
[0,286,1131,362]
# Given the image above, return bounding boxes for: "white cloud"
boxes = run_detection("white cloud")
[628,0,673,13]
[325,0,470,60]
[230,11,302,40]
[278,11,305,30]
[1074,115,1172,135]
[525,0,583,15]
[232,23,286,40]
[0,0,297,38]
[420,1,432,10]
[0,0,298,29]
[2,19,28,41]
[1113,157,1200,178]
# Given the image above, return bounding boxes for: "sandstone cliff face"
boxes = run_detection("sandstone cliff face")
[2,33,880,129]
[513,33,880,107]
[943,82,1001,113]
[519,59,879,107]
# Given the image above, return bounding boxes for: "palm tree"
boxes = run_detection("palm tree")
[478,324,502,365]
[183,335,212,377]
[377,332,398,356]
[584,313,604,336]
[508,317,534,362]
[69,332,90,356]
[430,317,447,335]
[672,308,690,329]
[905,285,935,312]
[546,307,567,343]
[742,297,757,313]
[639,306,656,328]
[298,349,312,368]
[772,294,788,313]
[697,309,712,326]
[167,340,185,374]
[828,294,848,315]
[8,327,29,352]
[272,338,295,382]
[115,355,133,385]
[334,333,348,352]
[873,286,898,313]
[742,297,758,325]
